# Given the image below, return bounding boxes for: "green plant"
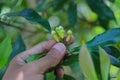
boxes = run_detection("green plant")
[0,0,120,80]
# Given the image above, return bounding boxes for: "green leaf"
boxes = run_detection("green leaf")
[98,18,109,30]
[8,35,26,62]
[45,71,55,80]
[109,55,120,67]
[86,0,116,29]
[103,46,120,59]
[62,54,78,66]
[67,0,77,26]
[86,28,120,67]
[99,47,110,80]
[86,0,116,21]
[0,3,4,13]
[90,46,120,67]
[117,72,120,80]
[90,52,102,79]
[87,28,120,47]
[79,43,98,80]
[0,27,5,42]
[55,76,63,80]
[26,54,45,63]
[109,0,115,3]
[70,46,80,53]
[0,35,12,68]
[88,46,120,79]
[63,74,76,80]
[61,46,80,66]
[6,8,51,32]
[102,46,120,67]
[53,0,68,11]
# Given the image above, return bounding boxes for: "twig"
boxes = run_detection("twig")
[0,21,36,33]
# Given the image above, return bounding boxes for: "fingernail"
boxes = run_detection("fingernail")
[53,43,66,55]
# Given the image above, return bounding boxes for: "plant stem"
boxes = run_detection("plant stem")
[0,21,36,33]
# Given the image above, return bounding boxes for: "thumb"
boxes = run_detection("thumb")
[27,43,66,74]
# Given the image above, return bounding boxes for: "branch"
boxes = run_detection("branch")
[0,20,36,33]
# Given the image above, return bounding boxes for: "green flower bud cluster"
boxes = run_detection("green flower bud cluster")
[51,26,72,43]
[51,26,73,73]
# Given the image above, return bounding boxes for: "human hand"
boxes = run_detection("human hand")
[2,40,66,80]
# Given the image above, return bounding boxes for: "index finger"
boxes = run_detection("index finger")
[12,39,56,64]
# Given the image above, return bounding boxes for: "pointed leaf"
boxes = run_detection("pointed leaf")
[87,28,120,47]
[0,35,12,68]
[86,0,116,29]
[99,47,110,80]
[26,54,45,63]
[79,43,98,80]
[89,46,120,67]
[86,0,116,21]
[67,0,77,26]
[103,46,120,59]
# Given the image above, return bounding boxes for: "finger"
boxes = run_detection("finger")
[55,66,64,78]
[26,75,44,80]
[12,39,56,65]
[25,43,66,74]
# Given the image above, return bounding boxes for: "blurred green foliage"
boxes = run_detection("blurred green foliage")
[0,0,120,80]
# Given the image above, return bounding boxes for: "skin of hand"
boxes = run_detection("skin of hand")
[2,37,74,80]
